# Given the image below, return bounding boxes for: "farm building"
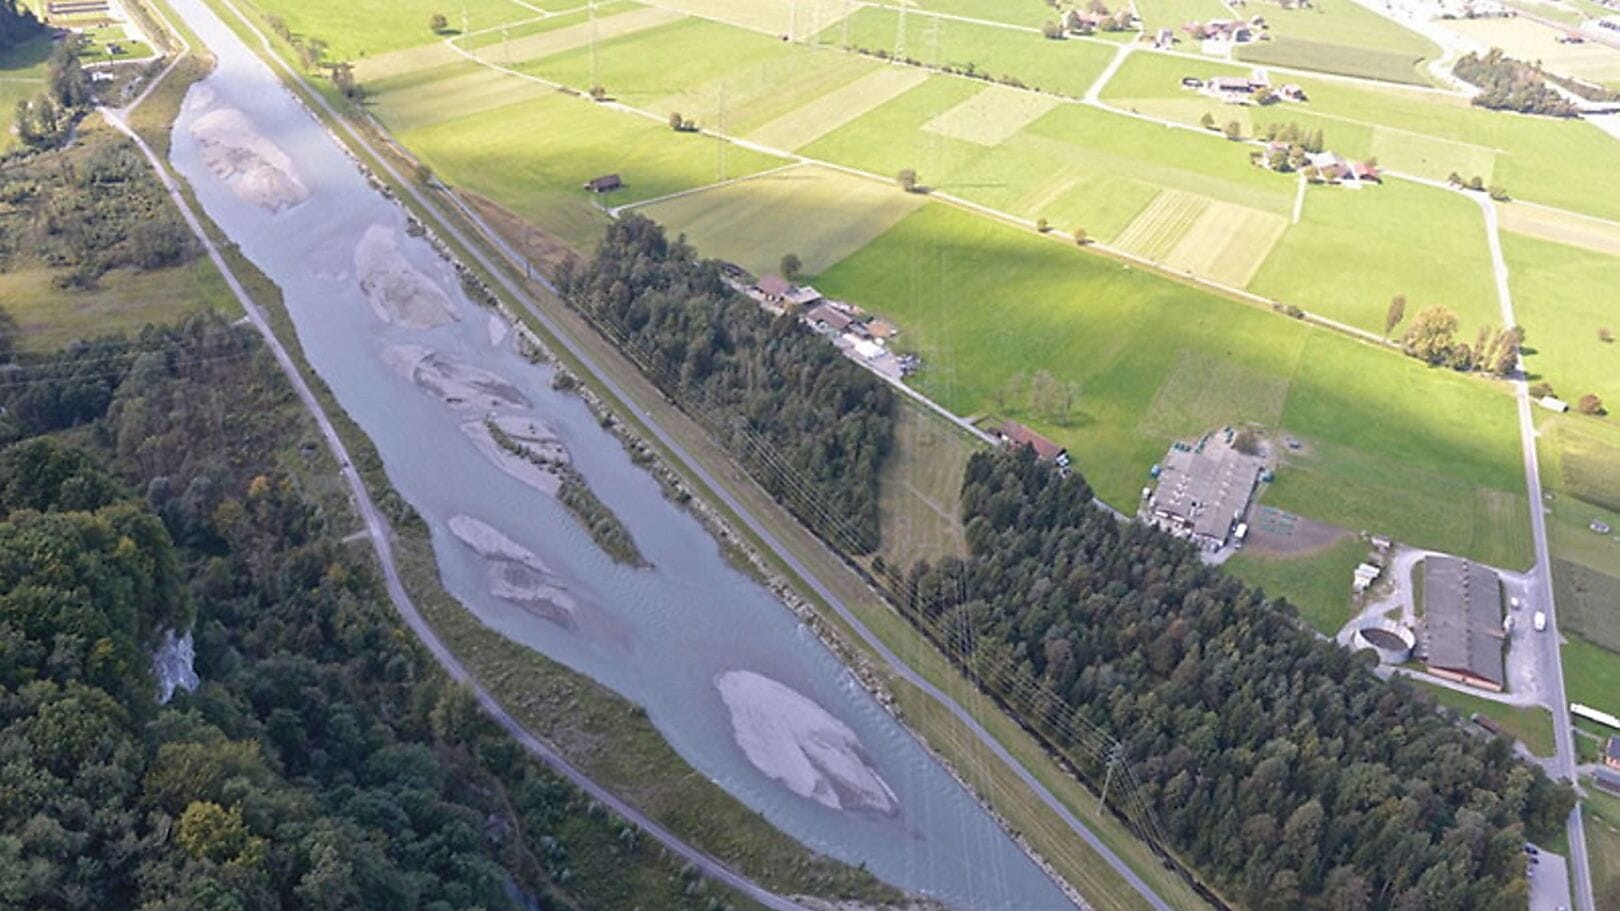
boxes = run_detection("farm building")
[583,174,622,193]
[1421,556,1506,692]
[47,0,111,15]
[1596,767,1620,797]
[784,285,824,308]
[1144,428,1266,551]
[1606,736,1620,771]
[1352,562,1382,593]
[998,421,1070,468]
[804,303,853,335]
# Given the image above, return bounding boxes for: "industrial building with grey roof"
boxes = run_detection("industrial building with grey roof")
[1421,556,1507,691]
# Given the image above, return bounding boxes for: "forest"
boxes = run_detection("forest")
[559,215,895,553]
[0,0,40,53]
[0,313,749,911]
[895,447,1575,911]
[1453,49,1579,117]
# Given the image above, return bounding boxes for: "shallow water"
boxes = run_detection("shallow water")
[164,1,1074,907]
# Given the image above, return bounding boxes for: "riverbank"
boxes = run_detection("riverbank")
[127,9,919,908]
[180,2,1214,908]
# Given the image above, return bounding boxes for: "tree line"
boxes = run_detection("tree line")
[891,447,1574,910]
[558,215,895,553]
[11,39,92,153]
[0,0,40,53]
[0,312,753,910]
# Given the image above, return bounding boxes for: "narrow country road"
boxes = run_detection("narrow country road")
[104,9,814,909]
[206,0,1179,908]
[1476,195,1595,911]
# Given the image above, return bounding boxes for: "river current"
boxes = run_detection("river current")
[163,1,1075,907]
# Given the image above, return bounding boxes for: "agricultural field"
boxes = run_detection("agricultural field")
[1234,0,1442,86]
[242,0,536,61]
[1499,199,1620,257]
[863,0,1063,28]
[1250,179,1501,337]
[812,203,1532,567]
[821,7,1120,99]
[801,76,1294,241]
[633,164,925,276]
[1445,15,1620,89]
[370,64,785,247]
[1225,535,1366,633]
[1097,49,1620,221]
[1502,233,1620,410]
[1111,190,1288,287]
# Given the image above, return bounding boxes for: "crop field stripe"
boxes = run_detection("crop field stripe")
[633,164,928,276]
[1499,202,1620,258]
[370,65,554,131]
[1164,202,1289,288]
[354,41,463,82]
[921,85,1063,147]
[1112,190,1212,260]
[745,66,930,151]
[486,5,686,65]
[637,0,854,36]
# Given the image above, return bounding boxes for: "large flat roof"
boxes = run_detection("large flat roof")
[1423,556,1505,689]
[1148,430,1265,543]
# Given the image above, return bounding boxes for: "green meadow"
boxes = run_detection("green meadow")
[1225,536,1366,634]
[1251,179,1501,337]
[813,203,1531,567]
[823,7,1119,99]
[381,73,785,247]
[801,75,1293,241]
[1503,233,1620,410]
[863,0,1060,28]
[242,0,536,60]
[0,34,51,153]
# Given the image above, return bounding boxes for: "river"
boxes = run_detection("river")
[162,1,1075,907]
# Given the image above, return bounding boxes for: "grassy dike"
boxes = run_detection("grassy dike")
[128,9,900,908]
[193,2,1221,908]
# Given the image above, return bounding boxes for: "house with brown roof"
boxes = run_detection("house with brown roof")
[583,174,622,193]
[998,421,1070,468]
[805,303,853,335]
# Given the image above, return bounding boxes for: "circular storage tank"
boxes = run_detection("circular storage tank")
[1350,619,1416,665]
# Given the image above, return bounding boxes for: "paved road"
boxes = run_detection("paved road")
[108,7,815,909]
[1477,195,1595,911]
[203,1,1192,908]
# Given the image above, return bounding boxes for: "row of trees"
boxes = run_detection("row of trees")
[0,312,747,910]
[892,447,1575,910]
[1454,49,1578,117]
[558,215,896,553]
[1393,302,1523,376]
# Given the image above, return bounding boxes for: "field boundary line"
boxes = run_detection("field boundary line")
[1291,175,1305,224]
[610,160,807,215]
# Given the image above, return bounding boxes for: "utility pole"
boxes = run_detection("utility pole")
[589,0,598,91]
[894,3,907,62]
[1098,743,1123,815]
[717,81,727,183]
[461,2,467,37]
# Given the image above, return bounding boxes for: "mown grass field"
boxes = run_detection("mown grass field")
[813,203,1532,567]
[1563,634,1620,716]
[243,0,535,60]
[370,63,785,248]
[802,75,1294,241]
[1250,179,1501,337]
[634,164,924,276]
[864,0,1060,28]
[1225,535,1366,634]
[824,6,1119,99]
[1413,681,1558,757]
[1097,49,1620,221]
[1234,0,1441,85]
[1502,233,1620,410]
